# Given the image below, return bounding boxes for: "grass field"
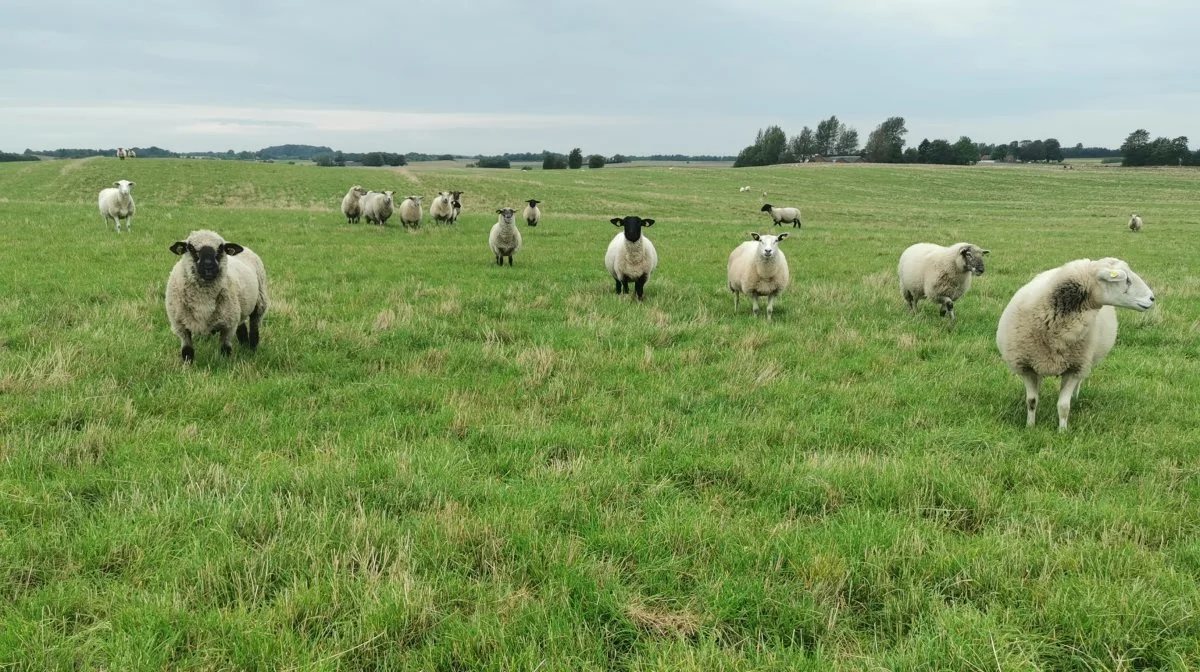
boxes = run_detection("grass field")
[2,157,1200,670]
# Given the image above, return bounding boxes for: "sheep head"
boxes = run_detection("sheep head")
[1093,258,1155,311]
[958,244,989,276]
[749,232,788,260]
[170,230,244,283]
[610,215,654,242]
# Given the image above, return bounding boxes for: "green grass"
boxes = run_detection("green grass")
[2,156,1200,670]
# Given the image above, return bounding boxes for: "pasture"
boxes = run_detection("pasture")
[2,157,1199,670]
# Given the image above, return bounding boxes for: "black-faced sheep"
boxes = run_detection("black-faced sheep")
[898,242,988,321]
[523,199,541,227]
[1129,214,1143,232]
[166,229,269,363]
[605,216,658,301]
[760,203,802,228]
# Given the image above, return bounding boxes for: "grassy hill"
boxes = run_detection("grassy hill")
[2,157,1199,669]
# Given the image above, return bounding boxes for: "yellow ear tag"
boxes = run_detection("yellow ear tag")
[1109,269,1121,278]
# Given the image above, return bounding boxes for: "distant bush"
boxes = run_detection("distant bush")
[0,152,38,163]
[477,156,511,169]
[542,152,568,170]
[587,154,606,169]
[1101,157,1123,164]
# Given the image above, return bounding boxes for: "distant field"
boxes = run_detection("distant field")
[2,158,1199,670]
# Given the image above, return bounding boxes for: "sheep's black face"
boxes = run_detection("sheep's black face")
[610,215,655,242]
[962,247,987,276]
[760,204,773,212]
[527,199,540,207]
[170,240,245,283]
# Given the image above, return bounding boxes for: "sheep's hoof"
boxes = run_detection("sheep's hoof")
[181,346,194,363]
[220,344,233,357]
[236,324,249,344]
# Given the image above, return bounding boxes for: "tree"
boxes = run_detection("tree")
[814,116,841,157]
[568,148,583,169]
[1121,129,1151,166]
[610,154,630,164]
[477,156,511,168]
[733,125,786,167]
[789,127,816,161]
[543,152,567,169]
[902,147,919,163]
[361,152,385,167]
[834,128,859,156]
[587,154,606,168]
[1044,138,1063,163]
[926,139,954,164]
[864,116,907,163]
[952,136,977,165]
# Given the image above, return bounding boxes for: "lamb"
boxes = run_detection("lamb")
[360,190,395,225]
[341,185,368,223]
[448,191,464,225]
[897,242,989,321]
[605,215,658,301]
[430,191,454,224]
[727,232,790,320]
[398,196,423,228]
[340,184,367,224]
[996,257,1155,431]
[489,208,522,266]
[760,203,802,228]
[98,179,136,232]
[523,199,542,227]
[1129,213,1143,232]
[165,229,269,363]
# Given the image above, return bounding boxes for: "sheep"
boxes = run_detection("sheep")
[996,257,1155,431]
[127,149,136,158]
[727,232,790,320]
[448,191,464,225]
[1129,213,1143,232]
[897,242,989,321]
[398,196,423,228]
[739,186,751,193]
[489,208,522,266]
[166,229,269,363]
[760,203,802,228]
[98,179,136,232]
[430,191,454,224]
[523,199,542,227]
[341,185,368,223]
[116,148,126,160]
[605,215,658,301]
[360,190,395,225]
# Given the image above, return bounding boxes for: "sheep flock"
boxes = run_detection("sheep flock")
[87,167,1160,430]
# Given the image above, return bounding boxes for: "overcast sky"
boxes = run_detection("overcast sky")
[1,0,1196,155]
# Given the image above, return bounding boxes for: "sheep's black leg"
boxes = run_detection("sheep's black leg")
[940,299,956,321]
[621,279,630,295]
[903,290,916,310]
[236,323,249,345]
[247,305,264,349]
[507,255,513,267]
[218,327,234,356]
[793,220,801,228]
[614,278,623,294]
[634,275,647,301]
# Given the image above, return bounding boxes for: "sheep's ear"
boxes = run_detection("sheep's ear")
[497,209,504,214]
[610,218,622,226]
[750,232,761,241]
[170,242,189,255]
[777,232,789,241]
[222,243,244,256]
[1099,267,1128,283]
[642,219,655,227]
[113,181,121,187]
[981,249,990,255]
[128,182,135,187]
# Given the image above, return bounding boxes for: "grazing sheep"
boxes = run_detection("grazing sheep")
[448,191,464,225]
[1129,213,1143,232]
[727,232,790,320]
[166,229,269,363]
[398,196,423,228]
[361,190,396,225]
[430,191,454,224]
[98,179,136,232]
[739,186,751,193]
[605,215,658,301]
[489,208,522,266]
[116,148,126,160]
[341,185,368,224]
[523,199,542,227]
[996,257,1155,431]
[760,203,802,228]
[898,242,989,321]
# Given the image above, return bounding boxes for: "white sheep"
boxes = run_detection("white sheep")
[127,149,136,158]
[523,199,542,227]
[996,257,1155,431]
[98,179,136,232]
[739,186,751,193]
[430,191,454,224]
[398,196,423,228]
[760,203,802,228]
[605,215,658,301]
[166,229,269,363]
[341,185,368,224]
[897,242,989,321]
[727,232,790,320]
[116,148,126,160]
[1129,213,1143,232]
[360,190,395,225]
[448,191,464,225]
[489,208,522,266]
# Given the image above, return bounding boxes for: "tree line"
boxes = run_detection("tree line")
[1120,130,1200,166]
